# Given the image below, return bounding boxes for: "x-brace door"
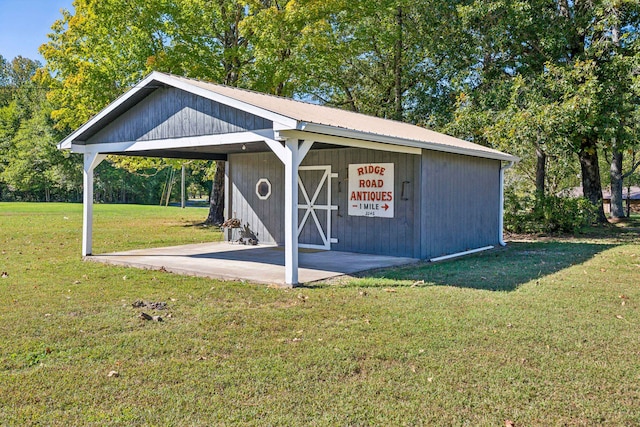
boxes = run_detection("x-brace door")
[298,166,338,250]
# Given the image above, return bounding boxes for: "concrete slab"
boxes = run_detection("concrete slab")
[86,242,419,285]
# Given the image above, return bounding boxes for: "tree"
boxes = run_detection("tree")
[447,0,640,223]
[41,0,261,222]
[0,56,81,201]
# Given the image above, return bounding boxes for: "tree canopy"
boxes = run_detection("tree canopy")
[1,0,638,225]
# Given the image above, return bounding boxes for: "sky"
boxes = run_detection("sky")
[0,0,74,63]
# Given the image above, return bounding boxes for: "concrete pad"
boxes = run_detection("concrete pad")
[86,242,419,285]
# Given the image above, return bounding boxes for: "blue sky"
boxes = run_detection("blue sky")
[0,0,74,62]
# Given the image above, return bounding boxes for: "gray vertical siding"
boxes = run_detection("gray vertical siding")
[229,147,420,257]
[229,147,501,259]
[86,87,272,144]
[302,148,418,257]
[228,151,284,244]
[420,151,501,259]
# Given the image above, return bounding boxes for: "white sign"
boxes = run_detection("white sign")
[348,163,394,218]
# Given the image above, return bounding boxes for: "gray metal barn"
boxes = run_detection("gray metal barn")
[59,72,518,286]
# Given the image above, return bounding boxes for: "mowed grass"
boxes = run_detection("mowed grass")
[1,202,639,426]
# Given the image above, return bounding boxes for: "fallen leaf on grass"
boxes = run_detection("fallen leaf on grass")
[107,371,119,378]
[615,315,624,320]
[384,288,397,293]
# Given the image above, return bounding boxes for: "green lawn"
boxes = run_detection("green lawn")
[1,202,639,425]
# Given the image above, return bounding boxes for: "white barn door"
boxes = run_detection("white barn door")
[298,166,338,250]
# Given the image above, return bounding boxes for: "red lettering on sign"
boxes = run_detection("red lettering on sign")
[350,190,394,202]
[357,165,386,176]
[358,179,385,188]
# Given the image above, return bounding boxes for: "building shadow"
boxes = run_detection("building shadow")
[317,241,617,292]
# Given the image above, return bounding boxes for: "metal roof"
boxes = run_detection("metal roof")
[60,72,518,162]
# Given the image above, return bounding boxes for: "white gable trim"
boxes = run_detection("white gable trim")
[58,73,160,150]
[58,72,298,150]
[154,73,297,129]
[71,129,277,154]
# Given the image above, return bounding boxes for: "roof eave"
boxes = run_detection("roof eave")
[57,72,163,150]
[56,71,299,151]
[294,122,519,162]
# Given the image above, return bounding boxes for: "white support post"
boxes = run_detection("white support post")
[283,139,299,286]
[82,152,106,256]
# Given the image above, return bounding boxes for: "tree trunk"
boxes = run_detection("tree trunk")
[535,146,546,200]
[578,141,607,223]
[206,2,244,225]
[392,6,404,121]
[205,161,225,225]
[609,148,625,219]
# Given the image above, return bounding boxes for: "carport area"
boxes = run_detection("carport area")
[86,242,418,285]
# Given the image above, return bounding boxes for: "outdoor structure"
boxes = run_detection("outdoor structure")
[603,187,640,214]
[59,72,518,286]
[562,186,640,215]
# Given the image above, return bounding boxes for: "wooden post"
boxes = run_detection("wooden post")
[284,139,299,286]
[82,152,106,256]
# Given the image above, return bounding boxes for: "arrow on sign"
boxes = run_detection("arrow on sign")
[382,203,389,211]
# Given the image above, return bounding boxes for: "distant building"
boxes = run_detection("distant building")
[562,186,640,214]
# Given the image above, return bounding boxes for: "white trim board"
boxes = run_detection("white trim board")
[69,130,277,154]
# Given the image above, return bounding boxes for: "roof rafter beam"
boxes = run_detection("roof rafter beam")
[279,130,421,155]
[70,129,277,155]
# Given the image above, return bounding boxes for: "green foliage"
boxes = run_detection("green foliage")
[449,0,640,220]
[504,191,599,234]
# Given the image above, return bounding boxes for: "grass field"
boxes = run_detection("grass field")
[1,202,639,426]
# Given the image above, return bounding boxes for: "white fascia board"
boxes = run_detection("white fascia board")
[293,123,519,162]
[58,72,162,150]
[278,129,421,155]
[58,71,298,150]
[71,129,276,154]
[152,73,298,130]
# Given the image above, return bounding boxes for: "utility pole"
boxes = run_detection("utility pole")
[181,164,186,209]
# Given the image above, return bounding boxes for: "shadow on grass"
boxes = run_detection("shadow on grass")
[316,241,617,292]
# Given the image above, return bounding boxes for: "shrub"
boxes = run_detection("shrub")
[504,191,598,234]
